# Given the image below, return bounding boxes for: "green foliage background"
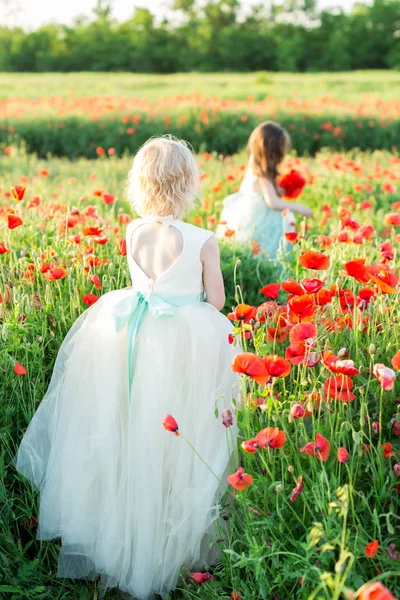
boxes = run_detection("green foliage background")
[0,0,399,73]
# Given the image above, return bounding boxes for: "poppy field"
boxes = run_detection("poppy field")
[1,71,400,159]
[1,144,400,600]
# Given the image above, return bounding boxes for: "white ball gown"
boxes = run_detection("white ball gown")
[13,215,239,600]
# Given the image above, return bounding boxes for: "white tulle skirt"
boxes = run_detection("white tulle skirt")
[13,287,239,600]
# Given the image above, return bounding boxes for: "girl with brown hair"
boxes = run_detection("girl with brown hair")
[217,121,313,258]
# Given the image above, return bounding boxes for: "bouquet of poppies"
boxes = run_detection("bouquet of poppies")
[278,169,306,199]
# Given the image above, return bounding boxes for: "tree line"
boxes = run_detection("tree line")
[0,0,399,72]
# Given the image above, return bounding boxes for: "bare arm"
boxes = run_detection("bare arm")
[259,177,313,218]
[201,235,226,311]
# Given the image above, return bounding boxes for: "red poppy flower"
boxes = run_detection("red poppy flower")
[365,540,379,558]
[288,294,316,323]
[0,242,10,254]
[285,344,307,365]
[323,375,356,402]
[282,279,304,295]
[278,169,306,199]
[7,214,23,229]
[323,351,360,376]
[227,467,253,490]
[254,427,286,449]
[299,250,330,271]
[89,274,101,290]
[191,572,213,585]
[391,350,400,371]
[358,581,395,600]
[343,259,370,283]
[82,293,99,306]
[256,301,279,322]
[14,362,27,376]
[314,288,334,306]
[103,193,117,205]
[373,364,395,391]
[241,439,260,453]
[368,271,397,295]
[260,283,280,299]
[300,432,330,462]
[263,355,291,378]
[94,235,110,245]
[290,475,303,502]
[289,322,317,346]
[266,326,288,343]
[162,414,179,436]
[290,403,306,418]
[382,442,396,458]
[232,353,269,385]
[284,232,298,243]
[83,226,103,236]
[228,304,257,322]
[11,185,26,201]
[337,447,349,463]
[384,213,400,226]
[117,238,127,256]
[300,278,324,294]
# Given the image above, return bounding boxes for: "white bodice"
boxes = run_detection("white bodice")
[125,216,214,296]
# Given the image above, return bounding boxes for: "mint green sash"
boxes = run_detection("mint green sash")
[113,290,204,396]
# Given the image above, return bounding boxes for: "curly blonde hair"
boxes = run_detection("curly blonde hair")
[126,136,199,218]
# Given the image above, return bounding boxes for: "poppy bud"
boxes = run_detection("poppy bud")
[290,403,305,419]
[368,343,376,355]
[393,464,400,477]
[221,409,233,428]
[338,347,348,357]
[275,484,284,493]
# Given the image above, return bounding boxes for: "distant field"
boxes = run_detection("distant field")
[2,70,400,101]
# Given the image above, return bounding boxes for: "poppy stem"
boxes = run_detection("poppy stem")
[178,433,221,482]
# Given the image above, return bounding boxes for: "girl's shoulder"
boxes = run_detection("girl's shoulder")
[181,220,214,242]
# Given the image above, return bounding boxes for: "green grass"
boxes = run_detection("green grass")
[1,70,400,101]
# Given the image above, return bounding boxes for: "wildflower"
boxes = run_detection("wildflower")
[89,275,101,290]
[191,572,213,585]
[373,364,396,391]
[391,350,400,371]
[290,475,303,502]
[337,447,349,463]
[278,169,306,199]
[14,362,27,376]
[291,403,306,419]
[162,414,179,436]
[263,355,291,378]
[103,193,117,205]
[227,467,253,490]
[7,214,23,229]
[221,409,233,428]
[82,294,99,306]
[300,432,330,462]
[11,185,26,201]
[232,353,269,385]
[299,250,330,271]
[365,540,379,558]
[254,426,286,449]
[382,442,396,458]
[324,375,356,402]
[260,283,280,299]
[357,581,395,600]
